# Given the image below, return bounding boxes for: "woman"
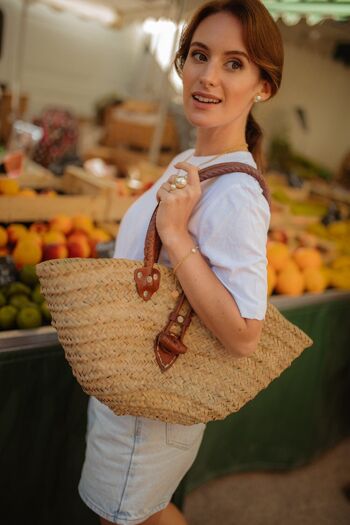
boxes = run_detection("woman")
[79,1,284,524]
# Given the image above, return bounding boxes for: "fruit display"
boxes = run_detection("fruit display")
[0,265,51,331]
[267,219,350,296]
[0,176,58,197]
[0,214,113,267]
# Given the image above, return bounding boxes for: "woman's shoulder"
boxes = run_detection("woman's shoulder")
[205,152,267,201]
[170,148,195,165]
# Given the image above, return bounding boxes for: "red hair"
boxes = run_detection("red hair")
[174,0,284,170]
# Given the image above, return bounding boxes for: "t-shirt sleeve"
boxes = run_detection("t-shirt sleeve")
[196,180,270,320]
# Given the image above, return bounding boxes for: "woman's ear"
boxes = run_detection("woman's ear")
[259,80,272,102]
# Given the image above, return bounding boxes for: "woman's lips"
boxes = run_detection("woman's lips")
[191,94,222,109]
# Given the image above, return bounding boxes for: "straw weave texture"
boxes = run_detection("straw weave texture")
[37,258,312,425]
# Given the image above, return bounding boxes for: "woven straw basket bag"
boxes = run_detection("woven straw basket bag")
[37,162,312,425]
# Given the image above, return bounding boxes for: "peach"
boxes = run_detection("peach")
[49,214,73,235]
[267,241,290,272]
[269,229,288,244]
[293,247,322,271]
[29,222,49,235]
[67,238,91,258]
[0,225,8,247]
[12,239,42,268]
[7,223,27,245]
[72,214,94,234]
[88,238,98,258]
[42,243,68,261]
[42,230,66,246]
[67,231,89,243]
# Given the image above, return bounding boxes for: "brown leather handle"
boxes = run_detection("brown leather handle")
[134,162,270,301]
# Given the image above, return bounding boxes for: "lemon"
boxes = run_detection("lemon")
[0,305,17,330]
[16,306,42,329]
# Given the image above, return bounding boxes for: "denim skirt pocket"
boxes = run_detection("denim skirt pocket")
[165,422,206,450]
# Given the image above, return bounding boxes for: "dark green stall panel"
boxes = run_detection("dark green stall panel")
[0,297,349,524]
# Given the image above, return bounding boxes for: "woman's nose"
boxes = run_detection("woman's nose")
[199,62,219,87]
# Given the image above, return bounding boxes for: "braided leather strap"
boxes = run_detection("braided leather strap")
[133,161,270,371]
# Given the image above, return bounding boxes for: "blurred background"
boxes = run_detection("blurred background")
[0,2,349,524]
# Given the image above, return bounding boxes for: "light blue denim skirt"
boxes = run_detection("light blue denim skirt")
[78,397,206,525]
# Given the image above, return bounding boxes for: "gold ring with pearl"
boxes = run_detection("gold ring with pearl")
[175,176,187,189]
[169,183,177,191]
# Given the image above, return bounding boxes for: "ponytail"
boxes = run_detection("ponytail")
[246,112,265,172]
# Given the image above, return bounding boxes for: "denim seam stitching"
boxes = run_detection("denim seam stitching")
[116,416,140,515]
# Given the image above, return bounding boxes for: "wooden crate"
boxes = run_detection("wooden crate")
[62,165,116,196]
[17,159,61,191]
[0,194,99,223]
[84,145,172,174]
[0,192,136,223]
[103,99,179,152]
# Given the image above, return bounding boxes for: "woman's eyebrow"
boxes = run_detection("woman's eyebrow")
[189,41,250,61]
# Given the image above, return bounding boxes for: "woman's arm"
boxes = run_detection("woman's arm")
[156,161,264,358]
[164,232,262,357]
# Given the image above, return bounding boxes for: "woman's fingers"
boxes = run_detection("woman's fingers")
[173,162,201,189]
[157,162,201,203]
[156,182,175,202]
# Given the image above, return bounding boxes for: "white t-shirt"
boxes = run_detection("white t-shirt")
[114,149,270,320]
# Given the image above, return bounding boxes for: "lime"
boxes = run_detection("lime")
[0,284,11,298]
[0,291,6,307]
[16,306,42,329]
[32,284,44,305]
[19,265,39,287]
[0,305,17,330]
[7,282,31,297]
[40,301,52,323]
[9,293,31,309]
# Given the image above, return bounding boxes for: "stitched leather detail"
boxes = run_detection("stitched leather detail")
[157,332,188,355]
[134,267,160,301]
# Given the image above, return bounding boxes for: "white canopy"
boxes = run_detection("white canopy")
[33,0,350,27]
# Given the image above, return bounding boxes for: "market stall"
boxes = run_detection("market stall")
[1,291,350,524]
[0,1,350,524]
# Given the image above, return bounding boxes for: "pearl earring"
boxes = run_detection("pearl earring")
[254,95,262,103]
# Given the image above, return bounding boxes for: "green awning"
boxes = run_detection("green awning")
[263,1,350,23]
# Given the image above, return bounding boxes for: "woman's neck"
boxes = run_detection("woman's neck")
[194,127,247,156]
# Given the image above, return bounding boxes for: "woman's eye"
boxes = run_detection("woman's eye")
[192,51,207,62]
[227,60,242,70]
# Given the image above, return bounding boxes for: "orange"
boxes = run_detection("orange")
[267,241,290,272]
[276,268,304,296]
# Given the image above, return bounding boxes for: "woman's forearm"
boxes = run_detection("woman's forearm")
[163,232,262,357]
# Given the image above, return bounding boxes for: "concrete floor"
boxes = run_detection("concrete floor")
[184,438,350,525]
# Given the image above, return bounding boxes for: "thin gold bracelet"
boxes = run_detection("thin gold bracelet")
[173,245,199,275]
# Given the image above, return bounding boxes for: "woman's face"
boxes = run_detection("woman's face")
[182,12,270,131]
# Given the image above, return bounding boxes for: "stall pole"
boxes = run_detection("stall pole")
[148,0,187,166]
[12,0,30,117]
